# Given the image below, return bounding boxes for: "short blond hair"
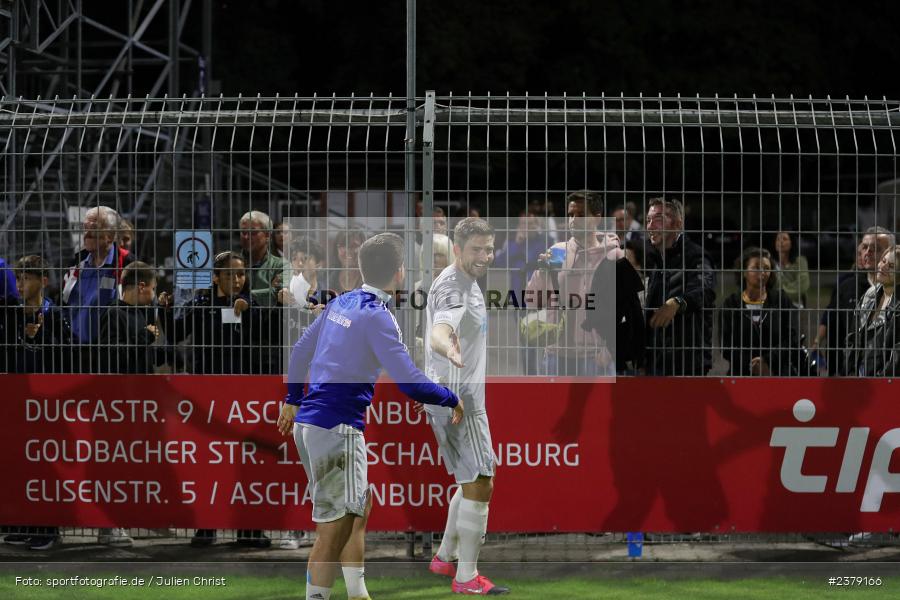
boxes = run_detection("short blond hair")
[419,233,452,267]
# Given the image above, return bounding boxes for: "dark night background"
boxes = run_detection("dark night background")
[9,0,892,271]
[184,0,898,271]
[206,1,900,98]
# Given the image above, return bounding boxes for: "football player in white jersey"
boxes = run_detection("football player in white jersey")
[424,217,509,595]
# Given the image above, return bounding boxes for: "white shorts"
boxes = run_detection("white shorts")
[429,409,496,484]
[294,422,368,523]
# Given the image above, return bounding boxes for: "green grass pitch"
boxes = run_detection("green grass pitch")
[2,574,898,599]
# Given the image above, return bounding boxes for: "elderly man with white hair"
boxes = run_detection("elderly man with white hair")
[238,210,289,299]
[62,205,135,346]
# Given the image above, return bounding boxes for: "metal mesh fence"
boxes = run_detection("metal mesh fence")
[2,94,900,554]
[2,94,899,378]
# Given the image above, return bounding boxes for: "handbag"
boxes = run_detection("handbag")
[519,309,565,346]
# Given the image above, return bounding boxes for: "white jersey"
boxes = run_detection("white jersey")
[424,263,487,414]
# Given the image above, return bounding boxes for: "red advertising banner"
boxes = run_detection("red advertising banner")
[1,375,899,532]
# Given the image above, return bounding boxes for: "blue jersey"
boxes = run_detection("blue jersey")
[286,285,458,430]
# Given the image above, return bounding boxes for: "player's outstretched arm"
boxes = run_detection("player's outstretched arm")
[367,309,460,409]
[430,322,465,368]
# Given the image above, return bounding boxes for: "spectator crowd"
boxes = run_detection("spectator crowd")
[2,198,899,381]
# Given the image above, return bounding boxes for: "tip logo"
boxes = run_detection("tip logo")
[770,399,900,512]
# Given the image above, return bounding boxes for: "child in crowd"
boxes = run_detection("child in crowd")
[97,261,161,374]
[7,255,74,374]
[161,250,270,376]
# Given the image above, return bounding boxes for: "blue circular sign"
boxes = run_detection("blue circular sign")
[176,236,211,269]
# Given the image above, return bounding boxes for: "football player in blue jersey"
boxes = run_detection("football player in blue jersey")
[278,232,462,600]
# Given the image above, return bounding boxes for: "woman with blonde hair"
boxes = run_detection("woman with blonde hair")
[413,233,453,364]
[845,245,900,377]
[321,228,368,297]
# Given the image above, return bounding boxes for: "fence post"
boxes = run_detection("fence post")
[404,0,416,223]
[405,531,416,559]
[402,2,421,558]
[401,0,418,347]
[421,90,436,293]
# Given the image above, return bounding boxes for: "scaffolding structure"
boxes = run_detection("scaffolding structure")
[1,0,210,101]
[0,1,312,266]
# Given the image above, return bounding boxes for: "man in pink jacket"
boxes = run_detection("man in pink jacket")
[525,191,623,376]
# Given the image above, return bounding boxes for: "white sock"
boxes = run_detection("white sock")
[454,498,489,583]
[436,487,462,561]
[342,566,368,598]
[306,582,331,600]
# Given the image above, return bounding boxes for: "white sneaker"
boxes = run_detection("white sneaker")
[279,531,300,550]
[97,528,134,548]
[822,536,849,549]
[279,531,313,549]
[849,532,873,545]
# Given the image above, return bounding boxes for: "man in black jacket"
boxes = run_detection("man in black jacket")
[812,227,895,376]
[97,261,160,374]
[581,255,646,374]
[644,198,716,376]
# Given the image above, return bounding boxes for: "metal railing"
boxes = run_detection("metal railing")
[2,94,899,378]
